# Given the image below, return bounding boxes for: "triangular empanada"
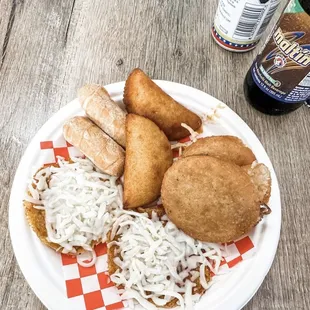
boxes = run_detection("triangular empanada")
[123,68,202,140]
[124,114,173,208]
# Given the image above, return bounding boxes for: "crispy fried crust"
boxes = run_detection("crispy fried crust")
[78,84,127,147]
[107,231,120,276]
[161,156,261,243]
[78,84,109,102]
[242,163,271,204]
[63,116,125,177]
[24,165,61,252]
[182,135,256,166]
[107,206,166,276]
[24,199,93,255]
[136,204,166,218]
[107,228,210,309]
[24,201,61,251]
[123,68,202,141]
[124,114,173,208]
[24,164,97,255]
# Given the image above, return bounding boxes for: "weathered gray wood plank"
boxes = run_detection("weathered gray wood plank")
[0,0,309,309]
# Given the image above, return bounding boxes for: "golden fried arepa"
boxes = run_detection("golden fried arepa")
[123,68,202,141]
[107,206,211,309]
[24,200,61,251]
[123,114,173,208]
[24,167,89,255]
[25,199,97,255]
[161,156,262,243]
[107,232,210,308]
[182,135,256,166]
[24,162,102,255]
[24,165,61,252]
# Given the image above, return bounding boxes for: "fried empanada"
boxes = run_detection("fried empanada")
[123,114,173,208]
[123,68,202,141]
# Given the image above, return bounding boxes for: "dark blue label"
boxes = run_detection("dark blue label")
[251,61,310,103]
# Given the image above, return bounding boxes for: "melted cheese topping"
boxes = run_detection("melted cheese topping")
[25,157,123,258]
[109,211,223,309]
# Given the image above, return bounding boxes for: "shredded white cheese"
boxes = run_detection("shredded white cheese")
[170,142,192,150]
[24,156,226,308]
[171,124,200,161]
[109,211,224,310]
[181,123,200,142]
[25,157,123,262]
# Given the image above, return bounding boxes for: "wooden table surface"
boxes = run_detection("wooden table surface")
[1,0,309,309]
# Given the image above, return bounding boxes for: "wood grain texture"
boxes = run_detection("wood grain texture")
[0,0,309,309]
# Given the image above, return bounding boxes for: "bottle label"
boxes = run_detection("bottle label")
[213,0,280,51]
[251,0,310,103]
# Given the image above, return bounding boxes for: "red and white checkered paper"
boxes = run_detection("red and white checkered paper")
[38,136,256,310]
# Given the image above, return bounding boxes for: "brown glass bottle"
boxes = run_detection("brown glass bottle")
[244,0,310,115]
[244,70,305,115]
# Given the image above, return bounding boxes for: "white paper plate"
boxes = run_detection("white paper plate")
[9,81,281,310]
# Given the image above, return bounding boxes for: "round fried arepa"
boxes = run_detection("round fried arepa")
[24,165,61,252]
[24,165,98,255]
[182,135,256,166]
[182,135,271,204]
[24,200,61,251]
[106,208,211,308]
[24,200,98,255]
[161,156,262,243]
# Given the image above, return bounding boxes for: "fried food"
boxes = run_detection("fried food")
[63,116,125,177]
[107,232,210,308]
[24,200,61,251]
[24,200,92,255]
[78,84,126,147]
[78,83,109,100]
[123,68,202,141]
[136,204,166,218]
[25,199,98,255]
[106,206,166,276]
[243,163,271,204]
[24,157,120,255]
[182,135,256,166]
[124,114,173,208]
[107,231,211,308]
[107,206,211,309]
[161,155,261,243]
[24,164,88,255]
